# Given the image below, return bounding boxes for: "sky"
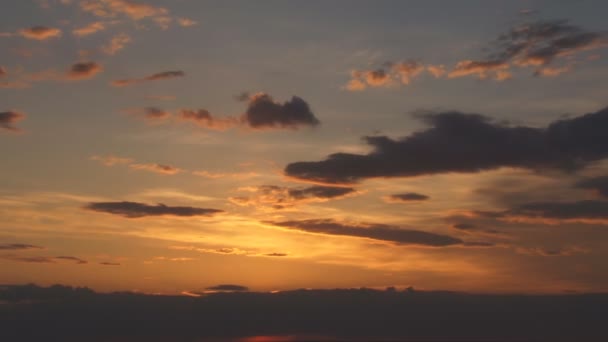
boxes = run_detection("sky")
[1,0,608,295]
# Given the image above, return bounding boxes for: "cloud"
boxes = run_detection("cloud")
[84,201,224,218]
[0,243,43,250]
[99,261,121,266]
[447,60,511,80]
[79,0,168,21]
[1,255,55,263]
[385,193,430,203]
[90,155,133,166]
[516,246,587,257]
[179,109,238,131]
[72,21,106,36]
[55,256,88,264]
[264,253,288,257]
[129,163,182,175]
[230,185,357,209]
[111,70,185,87]
[285,106,608,184]
[66,61,103,80]
[507,200,608,220]
[101,33,131,55]
[0,111,26,132]
[345,61,424,90]
[270,219,463,247]
[0,66,6,77]
[242,93,320,129]
[177,18,198,27]
[205,284,249,292]
[19,26,62,40]
[575,176,608,198]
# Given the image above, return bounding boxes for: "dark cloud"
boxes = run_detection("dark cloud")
[269,219,462,247]
[111,70,185,87]
[287,186,356,200]
[0,111,26,132]
[142,107,171,120]
[205,284,249,292]
[0,243,42,250]
[242,93,320,129]
[265,253,288,257]
[576,176,608,198]
[67,61,103,80]
[55,256,88,264]
[493,19,606,68]
[179,109,238,130]
[84,201,224,218]
[99,261,121,266]
[230,185,357,209]
[507,200,608,220]
[129,162,181,175]
[19,26,61,40]
[285,107,608,184]
[387,193,430,202]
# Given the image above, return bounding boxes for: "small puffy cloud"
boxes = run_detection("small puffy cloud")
[177,18,197,27]
[285,106,608,184]
[346,60,425,90]
[0,111,26,132]
[385,193,430,203]
[179,109,238,131]
[72,21,106,37]
[129,163,182,175]
[84,201,224,218]
[101,33,131,55]
[67,61,103,80]
[242,93,320,129]
[230,185,357,209]
[19,26,62,40]
[205,284,249,292]
[111,70,185,87]
[0,243,43,250]
[269,219,463,247]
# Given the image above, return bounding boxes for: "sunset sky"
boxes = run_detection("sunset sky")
[1,0,608,295]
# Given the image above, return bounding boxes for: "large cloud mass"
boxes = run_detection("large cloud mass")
[285,107,608,184]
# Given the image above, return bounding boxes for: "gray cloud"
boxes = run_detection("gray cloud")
[387,193,430,202]
[67,61,103,80]
[285,107,608,184]
[269,219,463,247]
[84,201,224,218]
[576,176,608,198]
[99,261,121,266]
[55,256,88,264]
[0,111,25,132]
[507,200,608,220]
[0,243,43,250]
[231,185,357,209]
[111,70,185,87]
[242,93,320,129]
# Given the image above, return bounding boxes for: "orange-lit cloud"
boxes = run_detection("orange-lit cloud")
[447,60,511,80]
[19,26,62,40]
[101,33,131,55]
[72,21,106,36]
[230,185,358,210]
